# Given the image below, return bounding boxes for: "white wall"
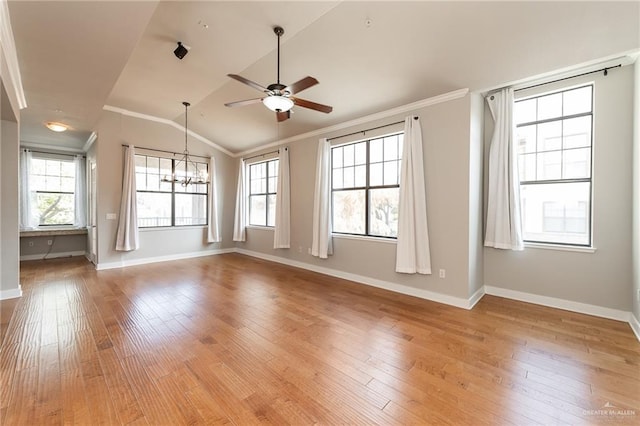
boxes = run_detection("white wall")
[632,61,640,322]
[484,65,634,312]
[235,91,484,305]
[94,111,236,269]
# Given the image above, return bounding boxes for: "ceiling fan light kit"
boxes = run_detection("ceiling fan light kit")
[225,25,333,121]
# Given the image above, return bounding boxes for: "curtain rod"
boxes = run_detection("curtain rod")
[243,149,281,162]
[23,148,85,158]
[121,144,209,160]
[328,117,416,143]
[489,64,621,99]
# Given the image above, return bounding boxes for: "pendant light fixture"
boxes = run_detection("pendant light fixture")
[162,101,209,186]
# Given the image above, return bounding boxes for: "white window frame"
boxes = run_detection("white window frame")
[29,153,77,227]
[247,158,279,228]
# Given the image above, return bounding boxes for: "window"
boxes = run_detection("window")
[331,132,403,238]
[248,159,278,227]
[515,85,593,246]
[30,157,75,226]
[135,154,208,228]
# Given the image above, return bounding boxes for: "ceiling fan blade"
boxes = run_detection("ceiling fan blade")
[292,97,333,114]
[276,111,290,122]
[285,76,318,95]
[224,98,263,108]
[227,74,269,93]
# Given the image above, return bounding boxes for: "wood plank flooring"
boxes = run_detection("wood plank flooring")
[1,254,639,425]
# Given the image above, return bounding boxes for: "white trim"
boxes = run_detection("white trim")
[21,250,86,261]
[0,285,22,300]
[235,248,477,310]
[484,285,629,322]
[468,286,485,309]
[20,142,84,154]
[83,132,97,152]
[630,314,640,342]
[524,243,597,253]
[332,233,397,245]
[0,0,27,109]
[235,88,470,158]
[102,105,234,157]
[95,248,235,271]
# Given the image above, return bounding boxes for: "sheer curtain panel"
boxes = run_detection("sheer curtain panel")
[396,116,431,274]
[274,147,290,248]
[19,149,35,229]
[485,88,524,250]
[233,158,247,242]
[74,155,87,228]
[311,138,332,258]
[115,145,139,251]
[207,156,221,243]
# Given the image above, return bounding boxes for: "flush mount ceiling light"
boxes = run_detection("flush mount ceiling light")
[45,122,68,132]
[262,95,294,112]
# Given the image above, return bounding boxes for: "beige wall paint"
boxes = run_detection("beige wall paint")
[94,111,236,268]
[235,94,483,301]
[633,61,640,321]
[468,93,484,297]
[1,116,19,294]
[484,66,634,311]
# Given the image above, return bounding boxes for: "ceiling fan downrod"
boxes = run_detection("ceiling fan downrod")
[274,26,284,85]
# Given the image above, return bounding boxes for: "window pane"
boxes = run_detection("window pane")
[343,166,355,188]
[249,195,266,226]
[332,168,343,189]
[61,177,74,192]
[60,161,74,177]
[36,193,74,225]
[332,190,365,234]
[397,135,404,158]
[384,136,398,161]
[46,160,60,176]
[521,182,590,245]
[137,192,171,227]
[563,86,592,116]
[135,155,146,173]
[160,158,172,177]
[268,177,277,193]
[136,173,147,191]
[537,121,562,152]
[31,158,46,175]
[537,151,561,180]
[147,156,159,173]
[332,147,343,168]
[370,139,383,163]
[268,159,278,177]
[383,161,398,186]
[267,194,276,227]
[369,187,399,237]
[518,153,536,181]
[563,148,590,179]
[147,174,159,191]
[515,98,536,125]
[343,144,354,167]
[537,92,562,120]
[516,125,536,154]
[354,142,366,165]
[45,176,61,192]
[563,116,591,149]
[370,163,382,187]
[354,165,366,187]
[175,194,206,226]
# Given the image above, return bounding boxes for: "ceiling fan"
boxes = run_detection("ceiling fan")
[225,26,333,122]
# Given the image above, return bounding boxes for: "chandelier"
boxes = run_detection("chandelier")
[162,101,209,186]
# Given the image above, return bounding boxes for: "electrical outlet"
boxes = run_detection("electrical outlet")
[439,269,446,279]
[47,240,53,246]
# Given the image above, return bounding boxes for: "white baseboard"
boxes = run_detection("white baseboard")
[630,313,640,342]
[235,248,478,310]
[96,248,235,271]
[20,250,86,261]
[484,285,630,323]
[0,285,22,300]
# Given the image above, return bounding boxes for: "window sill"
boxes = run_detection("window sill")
[525,242,596,253]
[332,233,397,245]
[20,227,88,237]
[246,225,274,231]
[139,225,206,232]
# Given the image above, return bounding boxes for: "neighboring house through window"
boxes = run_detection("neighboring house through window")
[331,132,403,238]
[515,84,593,246]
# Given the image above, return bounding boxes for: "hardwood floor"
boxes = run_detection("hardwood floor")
[1,254,639,425]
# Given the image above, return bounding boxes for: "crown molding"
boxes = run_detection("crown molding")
[102,105,234,157]
[0,0,27,109]
[82,131,97,152]
[235,88,470,157]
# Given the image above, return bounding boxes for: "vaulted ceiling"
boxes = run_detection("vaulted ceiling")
[7,1,640,154]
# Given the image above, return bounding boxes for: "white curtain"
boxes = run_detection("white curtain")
[311,138,333,258]
[396,116,432,274]
[207,156,221,243]
[19,149,36,229]
[74,155,87,228]
[232,158,247,242]
[115,145,139,251]
[274,147,290,249]
[485,88,524,250]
